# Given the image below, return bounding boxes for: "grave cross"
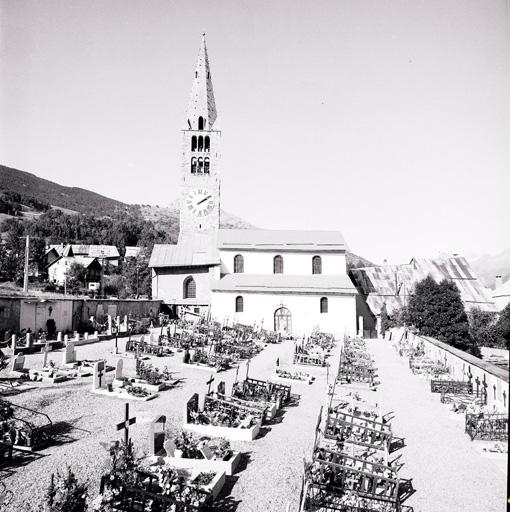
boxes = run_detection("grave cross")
[503,390,507,408]
[475,376,480,397]
[235,364,240,382]
[116,403,136,445]
[97,364,105,388]
[206,375,215,395]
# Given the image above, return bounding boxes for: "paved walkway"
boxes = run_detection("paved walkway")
[366,339,507,512]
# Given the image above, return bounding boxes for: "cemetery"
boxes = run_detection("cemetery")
[0,324,507,511]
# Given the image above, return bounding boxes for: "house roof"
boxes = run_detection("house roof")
[211,274,357,295]
[350,255,496,315]
[217,229,347,252]
[48,256,100,269]
[149,233,220,268]
[125,246,142,258]
[47,244,119,259]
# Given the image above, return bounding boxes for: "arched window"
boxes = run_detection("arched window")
[273,255,283,274]
[191,136,197,152]
[234,254,244,273]
[197,157,203,173]
[320,297,328,314]
[235,296,244,313]
[191,157,197,174]
[198,116,204,130]
[204,157,210,174]
[198,136,204,152]
[312,255,322,274]
[183,276,196,299]
[204,136,210,152]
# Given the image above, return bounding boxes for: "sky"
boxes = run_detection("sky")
[1,0,509,264]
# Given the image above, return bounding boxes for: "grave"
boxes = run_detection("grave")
[10,353,27,378]
[183,393,262,441]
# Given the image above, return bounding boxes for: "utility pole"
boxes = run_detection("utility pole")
[23,235,29,293]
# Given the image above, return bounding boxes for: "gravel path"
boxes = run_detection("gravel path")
[0,337,335,512]
[366,339,507,512]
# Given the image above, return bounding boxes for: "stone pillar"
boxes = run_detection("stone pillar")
[84,332,89,340]
[25,332,32,348]
[11,335,16,352]
[94,331,98,338]
[107,315,112,336]
[358,316,364,338]
[64,334,69,344]
[57,332,63,342]
[74,331,80,341]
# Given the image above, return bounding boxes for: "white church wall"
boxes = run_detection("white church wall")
[151,266,215,304]
[219,250,347,276]
[210,291,356,338]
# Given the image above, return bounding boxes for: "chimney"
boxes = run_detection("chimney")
[495,275,503,289]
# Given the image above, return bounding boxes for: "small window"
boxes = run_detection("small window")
[204,136,210,152]
[197,157,203,173]
[198,136,204,152]
[235,296,244,313]
[191,136,197,152]
[204,157,210,174]
[312,255,322,274]
[198,116,204,130]
[273,255,283,274]
[191,157,197,174]
[320,297,328,314]
[183,276,196,299]
[234,254,244,273]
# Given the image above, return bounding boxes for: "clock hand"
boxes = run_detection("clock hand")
[197,195,212,205]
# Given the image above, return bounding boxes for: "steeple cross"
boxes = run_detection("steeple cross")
[116,403,136,445]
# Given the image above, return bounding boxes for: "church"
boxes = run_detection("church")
[149,35,357,338]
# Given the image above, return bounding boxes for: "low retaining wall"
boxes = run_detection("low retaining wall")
[390,329,508,412]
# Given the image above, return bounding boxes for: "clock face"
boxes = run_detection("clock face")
[186,188,216,217]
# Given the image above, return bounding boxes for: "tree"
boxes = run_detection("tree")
[468,307,499,348]
[66,262,87,293]
[493,304,510,350]
[407,275,473,352]
[380,303,390,335]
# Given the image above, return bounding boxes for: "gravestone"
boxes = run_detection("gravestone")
[62,342,76,365]
[183,349,190,364]
[186,393,199,423]
[200,443,215,460]
[149,415,166,456]
[164,438,176,457]
[11,353,25,372]
[115,359,123,380]
[42,343,51,368]
[93,360,106,390]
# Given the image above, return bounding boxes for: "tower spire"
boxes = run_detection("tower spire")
[186,33,217,130]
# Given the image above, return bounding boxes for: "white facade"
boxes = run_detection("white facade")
[210,291,356,338]
[219,250,346,276]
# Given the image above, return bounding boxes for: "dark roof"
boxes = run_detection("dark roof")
[211,274,357,295]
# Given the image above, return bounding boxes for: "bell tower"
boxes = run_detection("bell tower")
[179,34,221,240]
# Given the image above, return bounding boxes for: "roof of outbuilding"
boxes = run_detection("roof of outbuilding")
[211,274,357,295]
[149,233,220,268]
[350,255,496,315]
[217,229,347,252]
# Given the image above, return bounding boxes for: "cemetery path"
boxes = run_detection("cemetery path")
[366,339,507,512]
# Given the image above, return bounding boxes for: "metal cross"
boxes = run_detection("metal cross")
[116,403,136,445]
[206,375,215,395]
[503,390,507,408]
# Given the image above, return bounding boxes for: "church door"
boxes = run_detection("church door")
[274,307,292,336]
